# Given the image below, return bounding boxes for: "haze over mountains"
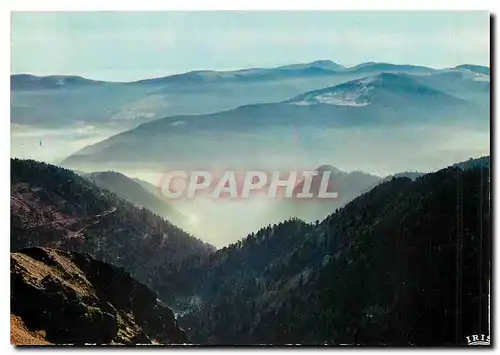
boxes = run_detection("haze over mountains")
[83,171,186,227]
[11,61,488,131]
[10,60,490,247]
[175,161,490,345]
[57,65,487,166]
[10,156,491,344]
[58,68,488,189]
[11,61,488,161]
[9,55,491,342]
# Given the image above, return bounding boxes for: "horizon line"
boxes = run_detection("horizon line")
[9,60,490,84]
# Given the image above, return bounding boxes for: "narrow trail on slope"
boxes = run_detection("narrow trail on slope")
[24,206,118,235]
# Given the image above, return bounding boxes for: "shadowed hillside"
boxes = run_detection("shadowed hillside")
[11,247,187,345]
[173,163,490,345]
[11,159,214,293]
[84,171,185,227]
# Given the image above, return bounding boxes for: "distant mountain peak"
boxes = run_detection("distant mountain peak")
[315,164,342,175]
[308,60,345,69]
[278,60,345,72]
[11,74,102,90]
[287,72,449,107]
[350,61,379,69]
[346,62,437,75]
[454,64,490,75]
[452,156,490,170]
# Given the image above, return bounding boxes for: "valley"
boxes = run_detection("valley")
[10,59,491,346]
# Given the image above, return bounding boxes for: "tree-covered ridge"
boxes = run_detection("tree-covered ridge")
[452,155,490,170]
[83,171,185,226]
[11,158,214,292]
[153,218,312,304]
[177,165,490,345]
[10,157,490,345]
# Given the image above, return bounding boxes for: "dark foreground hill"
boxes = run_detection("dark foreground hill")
[9,157,490,345]
[11,247,187,345]
[173,164,490,345]
[11,159,214,293]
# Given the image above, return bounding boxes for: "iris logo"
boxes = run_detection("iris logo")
[465,334,490,346]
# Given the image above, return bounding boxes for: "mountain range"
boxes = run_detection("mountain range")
[9,58,491,346]
[11,61,489,130]
[10,156,491,345]
[11,60,489,179]
[172,158,491,344]
[59,70,488,172]
[14,61,489,91]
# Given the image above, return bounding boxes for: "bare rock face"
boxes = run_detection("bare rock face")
[11,247,187,345]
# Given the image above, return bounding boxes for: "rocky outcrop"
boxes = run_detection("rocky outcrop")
[11,247,187,345]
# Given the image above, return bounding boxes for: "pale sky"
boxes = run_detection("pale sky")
[11,11,490,82]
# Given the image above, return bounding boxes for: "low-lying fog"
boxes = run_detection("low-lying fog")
[11,121,490,248]
[11,123,123,164]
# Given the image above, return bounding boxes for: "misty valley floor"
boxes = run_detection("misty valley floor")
[10,157,491,345]
[10,58,491,345]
